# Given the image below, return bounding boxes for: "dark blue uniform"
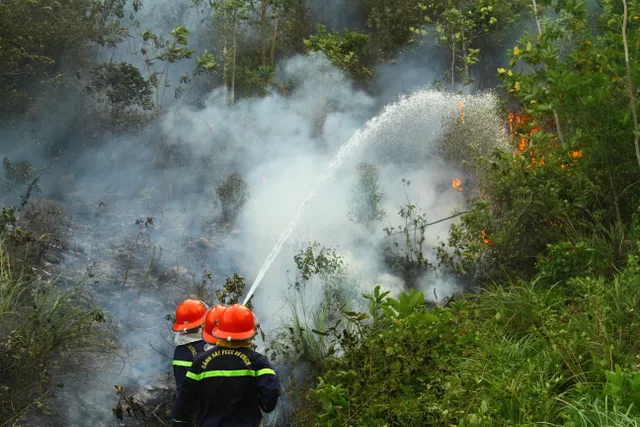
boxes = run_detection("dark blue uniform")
[171,344,281,427]
[173,340,207,392]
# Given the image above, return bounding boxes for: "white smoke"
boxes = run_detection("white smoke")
[0,4,513,424]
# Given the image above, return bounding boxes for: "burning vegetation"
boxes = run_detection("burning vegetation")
[508,111,584,171]
[3,0,640,426]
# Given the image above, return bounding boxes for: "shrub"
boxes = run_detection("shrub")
[383,185,433,285]
[0,242,114,423]
[348,163,386,229]
[215,172,249,224]
[291,255,640,426]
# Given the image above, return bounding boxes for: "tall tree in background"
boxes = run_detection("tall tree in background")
[0,0,130,113]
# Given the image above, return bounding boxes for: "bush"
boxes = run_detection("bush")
[215,172,249,224]
[383,188,433,285]
[348,163,386,229]
[289,255,640,426]
[0,242,114,422]
[303,25,373,81]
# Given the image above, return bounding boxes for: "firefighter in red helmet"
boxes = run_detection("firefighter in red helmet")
[172,299,208,393]
[171,304,281,426]
[201,304,227,351]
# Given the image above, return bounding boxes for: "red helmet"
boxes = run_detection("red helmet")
[202,304,228,343]
[212,304,258,341]
[172,299,207,332]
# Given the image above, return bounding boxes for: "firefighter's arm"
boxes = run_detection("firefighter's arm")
[171,361,200,426]
[254,356,281,413]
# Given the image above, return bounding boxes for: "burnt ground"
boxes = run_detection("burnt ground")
[8,188,248,426]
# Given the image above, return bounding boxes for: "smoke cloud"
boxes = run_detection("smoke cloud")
[0,2,515,425]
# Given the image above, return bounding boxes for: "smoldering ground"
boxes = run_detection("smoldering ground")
[0,6,515,427]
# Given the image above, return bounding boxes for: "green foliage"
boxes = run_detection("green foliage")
[562,397,640,427]
[268,295,333,379]
[304,24,373,81]
[2,157,38,184]
[215,172,249,224]
[411,0,529,87]
[292,241,356,325]
[536,241,599,283]
[294,256,640,426]
[139,25,199,114]
[436,199,491,281]
[0,0,128,111]
[0,207,17,235]
[0,242,114,422]
[361,0,528,79]
[195,50,219,76]
[604,365,640,414]
[85,62,154,129]
[383,181,433,283]
[236,63,275,97]
[348,163,386,229]
[359,0,426,59]
[439,0,640,283]
[294,241,346,283]
[215,273,253,310]
[87,63,154,110]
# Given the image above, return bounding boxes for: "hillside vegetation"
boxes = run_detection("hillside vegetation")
[2,0,640,426]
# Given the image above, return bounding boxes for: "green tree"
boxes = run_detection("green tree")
[210,0,252,103]
[139,25,196,115]
[0,0,128,112]
[85,62,154,129]
[359,0,426,59]
[411,0,529,89]
[441,0,640,281]
[215,172,249,224]
[304,24,373,81]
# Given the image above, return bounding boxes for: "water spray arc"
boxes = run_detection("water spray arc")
[242,89,441,306]
[241,127,368,305]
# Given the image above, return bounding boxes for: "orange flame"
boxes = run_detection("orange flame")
[459,101,465,124]
[481,229,490,244]
[452,178,462,191]
[560,149,583,171]
[507,112,549,171]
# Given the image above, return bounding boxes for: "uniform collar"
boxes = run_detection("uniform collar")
[215,339,252,349]
[174,328,203,346]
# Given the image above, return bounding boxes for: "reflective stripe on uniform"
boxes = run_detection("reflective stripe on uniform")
[186,368,276,381]
[173,360,193,367]
[172,419,189,423]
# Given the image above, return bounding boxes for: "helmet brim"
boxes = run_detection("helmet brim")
[212,327,256,341]
[202,328,219,344]
[172,319,203,332]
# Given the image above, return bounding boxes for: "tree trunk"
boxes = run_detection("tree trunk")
[531,0,564,143]
[451,32,455,92]
[231,9,237,104]
[270,7,279,67]
[261,0,267,66]
[622,0,640,169]
[221,9,229,93]
[461,27,468,87]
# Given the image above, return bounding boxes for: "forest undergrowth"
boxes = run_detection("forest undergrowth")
[2,0,640,426]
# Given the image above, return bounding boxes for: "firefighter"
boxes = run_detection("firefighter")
[172,299,208,393]
[171,303,281,426]
[201,304,227,351]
